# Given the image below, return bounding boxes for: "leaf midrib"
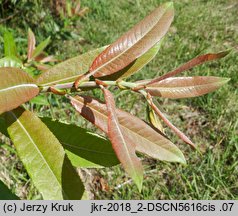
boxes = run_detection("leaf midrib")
[147,80,226,91]
[91,6,171,75]
[9,111,68,199]
[0,84,37,93]
[71,97,180,159]
[109,103,137,175]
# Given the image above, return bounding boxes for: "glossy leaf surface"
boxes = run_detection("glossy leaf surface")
[5,108,84,200]
[145,76,230,98]
[90,2,174,78]
[0,68,39,115]
[103,88,143,190]
[70,95,186,164]
[41,118,119,168]
[37,46,107,86]
[148,50,230,85]
[101,41,162,81]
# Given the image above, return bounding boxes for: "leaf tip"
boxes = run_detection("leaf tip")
[164,2,174,9]
[134,175,143,192]
[176,150,187,165]
[219,49,232,57]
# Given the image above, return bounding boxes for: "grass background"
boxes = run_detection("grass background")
[0,0,237,199]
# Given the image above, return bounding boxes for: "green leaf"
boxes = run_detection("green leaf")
[103,88,143,191]
[145,76,230,98]
[31,36,51,60]
[101,41,163,81]
[0,180,19,200]
[29,95,49,106]
[146,95,195,148]
[147,104,164,132]
[70,95,186,164]
[0,67,39,115]
[36,46,107,86]
[5,108,85,200]
[88,2,174,79]
[3,31,17,57]
[0,56,22,68]
[41,118,119,168]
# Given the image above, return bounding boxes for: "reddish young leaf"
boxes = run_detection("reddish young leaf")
[39,55,58,63]
[146,93,195,148]
[75,2,174,86]
[100,41,163,81]
[145,76,230,98]
[147,50,230,85]
[0,67,39,115]
[69,95,186,164]
[102,88,143,190]
[27,28,36,61]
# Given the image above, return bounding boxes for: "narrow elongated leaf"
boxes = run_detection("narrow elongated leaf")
[27,28,36,60]
[41,118,119,168]
[0,180,19,200]
[145,76,230,98]
[70,95,186,164]
[0,56,22,68]
[146,94,195,148]
[147,50,230,85]
[36,46,107,86]
[86,3,174,80]
[103,88,143,190]
[101,41,163,81]
[31,37,51,59]
[0,68,39,115]
[4,31,17,57]
[5,108,84,200]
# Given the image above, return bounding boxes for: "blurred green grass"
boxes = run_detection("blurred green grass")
[0,0,237,199]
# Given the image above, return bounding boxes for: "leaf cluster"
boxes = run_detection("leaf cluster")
[0,2,230,199]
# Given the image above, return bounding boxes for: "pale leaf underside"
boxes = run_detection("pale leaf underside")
[5,108,84,200]
[145,76,230,98]
[0,67,39,115]
[147,50,230,85]
[36,46,107,86]
[70,95,186,164]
